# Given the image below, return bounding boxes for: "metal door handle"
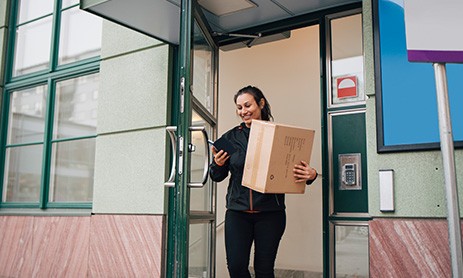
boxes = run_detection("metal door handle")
[188,126,210,188]
[165,126,177,187]
[164,126,210,188]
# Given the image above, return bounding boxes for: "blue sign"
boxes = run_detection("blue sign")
[376,0,463,151]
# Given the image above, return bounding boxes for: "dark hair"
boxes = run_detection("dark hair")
[234,85,273,121]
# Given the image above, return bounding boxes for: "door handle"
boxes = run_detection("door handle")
[165,126,177,187]
[188,126,210,188]
[164,125,210,188]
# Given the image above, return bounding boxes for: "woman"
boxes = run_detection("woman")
[210,85,318,278]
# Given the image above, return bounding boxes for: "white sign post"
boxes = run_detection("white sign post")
[404,1,463,276]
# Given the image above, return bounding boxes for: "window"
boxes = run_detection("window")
[1,0,102,208]
[328,13,365,108]
[334,223,369,277]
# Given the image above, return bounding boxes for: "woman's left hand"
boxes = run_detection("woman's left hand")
[293,160,317,183]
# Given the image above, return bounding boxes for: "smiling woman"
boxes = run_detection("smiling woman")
[234,86,271,127]
[210,85,318,278]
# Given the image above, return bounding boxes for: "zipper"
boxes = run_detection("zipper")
[249,189,253,211]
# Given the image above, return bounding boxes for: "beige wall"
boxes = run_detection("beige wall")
[217,25,323,275]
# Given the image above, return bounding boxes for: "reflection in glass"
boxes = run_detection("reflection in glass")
[190,111,213,212]
[17,0,54,24]
[54,73,99,139]
[50,138,95,202]
[3,145,43,202]
[335,225,369,277]
[330,14,364,106]
[193,21,214,114]
[189,223,211,278]
[13,16,53,76]
[58,7,102,65]
[7,85,48,145]
[62,0,79,9]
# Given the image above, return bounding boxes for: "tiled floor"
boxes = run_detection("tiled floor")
[249,268,323,278]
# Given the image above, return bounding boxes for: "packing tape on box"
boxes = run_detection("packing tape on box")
[250,124,264,191]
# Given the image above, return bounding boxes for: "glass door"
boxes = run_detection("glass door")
[166,1,218,277]
[188,17,218,274]
[189,112,215,278]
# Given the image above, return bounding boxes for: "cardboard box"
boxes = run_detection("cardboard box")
[242,120,315,194]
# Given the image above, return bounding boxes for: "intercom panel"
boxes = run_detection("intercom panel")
[338,153,362,190]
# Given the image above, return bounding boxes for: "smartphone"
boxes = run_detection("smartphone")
[208,137,236,155]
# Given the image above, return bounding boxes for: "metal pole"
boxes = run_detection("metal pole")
[433,62,463,277]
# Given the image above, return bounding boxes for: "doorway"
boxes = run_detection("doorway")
[216,25,323,277]
[178,5,368,278]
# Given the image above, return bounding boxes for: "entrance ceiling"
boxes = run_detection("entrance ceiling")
[200,0,359,33]
[81,0,360,46]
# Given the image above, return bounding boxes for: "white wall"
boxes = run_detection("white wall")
[217,25,323,275]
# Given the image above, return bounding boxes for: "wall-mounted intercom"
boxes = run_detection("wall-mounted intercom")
[342,163,357,186]
[338,153,361,190]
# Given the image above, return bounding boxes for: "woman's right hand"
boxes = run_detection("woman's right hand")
[212,147,230,166]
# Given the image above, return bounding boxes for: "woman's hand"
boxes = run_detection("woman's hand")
[212,147,230,166]
[293,160,317,183]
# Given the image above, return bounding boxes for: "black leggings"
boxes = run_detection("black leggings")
[224,209,286,278]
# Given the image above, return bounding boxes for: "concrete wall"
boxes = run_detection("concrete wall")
[92,21,170,214]
[217,25,323,276]
[0,9,168,276]
[362,0,463,218]
[363,1,463,274]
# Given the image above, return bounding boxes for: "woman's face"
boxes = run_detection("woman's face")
[235,93,264,127]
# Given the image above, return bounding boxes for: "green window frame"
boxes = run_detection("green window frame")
[0,0,102,209]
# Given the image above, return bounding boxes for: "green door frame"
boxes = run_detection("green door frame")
[166,0,220,276]
[166,0,193,277]
[164,2,364,277]
[324,9,370,277]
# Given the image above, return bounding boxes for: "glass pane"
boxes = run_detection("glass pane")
[190,111,213,212]
[49,138,95,202]
[58,6,102,65]
[53,73,99,139]
[13,16,52,76]
[3,145,43,202]
[17,0,54,24]
[189,222,212,278]
[7,85,48,145]
[62,0,79,9]
[192,21,214,114]
[330,14,364,106]
[335,225,369,277]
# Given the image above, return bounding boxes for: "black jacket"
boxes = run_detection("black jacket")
[210,122,318,212]
[210,123,289,212]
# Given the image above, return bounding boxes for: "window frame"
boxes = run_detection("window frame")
[0,0,101,209]
[326,11,365,110]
